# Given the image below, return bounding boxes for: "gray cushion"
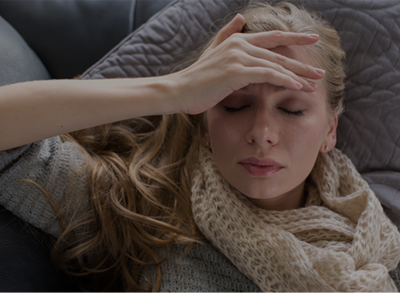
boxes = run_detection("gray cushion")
[134,0,175,30]
[83,0,246,78]
[288,0,400,227]
[82,0,400,229]
[0,15,50,86]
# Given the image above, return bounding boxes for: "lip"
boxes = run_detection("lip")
[238,157,284,177]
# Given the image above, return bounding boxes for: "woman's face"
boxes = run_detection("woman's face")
[205,46,338,210]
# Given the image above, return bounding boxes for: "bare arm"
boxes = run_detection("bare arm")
[0,14,325,151]
[0,77,179,151]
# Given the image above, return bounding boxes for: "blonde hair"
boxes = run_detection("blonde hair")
[239,2,346,115]
[52,1,346,292]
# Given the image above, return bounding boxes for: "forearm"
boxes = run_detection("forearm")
[0,22,326,151]
[0,77,178,150]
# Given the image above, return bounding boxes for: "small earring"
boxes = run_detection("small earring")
[325,145,328,151]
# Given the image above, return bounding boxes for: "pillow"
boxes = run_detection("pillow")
[0,16,50,87]
[286,0,400,226]
[82,0,400,229]
[83,0,246,79]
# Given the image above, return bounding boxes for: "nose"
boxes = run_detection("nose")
[245,110,278,147]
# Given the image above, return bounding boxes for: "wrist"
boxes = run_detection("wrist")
[107,76,181,119]
[155,72,187,115]
[127,75,181,117]
[149,75,181,115]
[164,69,194,115]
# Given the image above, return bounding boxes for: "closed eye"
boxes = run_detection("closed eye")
[223,105,304,116]
[223,105,250,113]
[278,107,304,116]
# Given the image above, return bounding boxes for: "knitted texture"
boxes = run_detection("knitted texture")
[0,138,89,237]
[191,146,400,292]
[2,140,399,291]
[139,244,262,292]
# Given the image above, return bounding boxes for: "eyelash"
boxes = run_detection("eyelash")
[223,106,304,117]
[223,106,249,113]
[279,108,305,117]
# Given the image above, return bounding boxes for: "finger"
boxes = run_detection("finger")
[244,31,320,50]
[238,54,316,92]
[210,14,245,49]
[242,43,325,80]
[241,66,305,91]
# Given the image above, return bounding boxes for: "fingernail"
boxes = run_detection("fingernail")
[315,68,325,76]
[308,34,319,39]
[308,81,317,89]
[295,82,303,90]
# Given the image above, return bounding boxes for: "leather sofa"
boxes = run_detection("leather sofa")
[0,0,173,292]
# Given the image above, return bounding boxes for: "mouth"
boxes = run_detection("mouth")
[238,157,284,177]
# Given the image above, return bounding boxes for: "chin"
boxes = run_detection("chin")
[235,183,283,202]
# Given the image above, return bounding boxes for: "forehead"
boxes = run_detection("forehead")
[239,45,326,97]
[270,46,321,68]
[273,45,317,67]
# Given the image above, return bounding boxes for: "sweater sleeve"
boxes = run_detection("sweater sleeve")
[0,137,90,237]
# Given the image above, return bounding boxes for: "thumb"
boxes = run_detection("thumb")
[210,13,245,49]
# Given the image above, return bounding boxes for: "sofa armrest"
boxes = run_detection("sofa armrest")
[0,205,79,292]
[0,15,50,87]
[0,0,174,79]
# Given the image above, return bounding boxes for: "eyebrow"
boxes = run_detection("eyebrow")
[273,86,288,93]
[239,85,288,93]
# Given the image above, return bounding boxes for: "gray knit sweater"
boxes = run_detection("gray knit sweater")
[0,137,398,292]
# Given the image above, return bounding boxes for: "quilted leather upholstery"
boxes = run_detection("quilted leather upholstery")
[83,0,400,228]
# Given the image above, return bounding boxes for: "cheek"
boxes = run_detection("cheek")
[206,106,330,159]
[288,119,324,146]
[206,110,250,180]
[204,107,331,203]
[285,114,329,165]
[206,111,244,148]
[306,114,330,145]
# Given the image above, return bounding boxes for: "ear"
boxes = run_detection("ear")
[202,131,211,148]
[201,112,211,149]
[321,115,338,152]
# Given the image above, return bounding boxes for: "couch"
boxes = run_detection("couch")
[0,0,173,292]
[1,0,400,292]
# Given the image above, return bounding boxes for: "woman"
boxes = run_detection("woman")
[0,1,399,292]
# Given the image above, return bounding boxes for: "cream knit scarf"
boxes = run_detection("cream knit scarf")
[190,146,400,292]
